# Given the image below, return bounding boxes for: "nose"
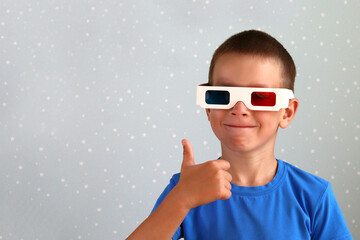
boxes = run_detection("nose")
[230,101,250,116]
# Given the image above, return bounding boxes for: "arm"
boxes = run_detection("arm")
[127,139,232,240]
[126,185,190,240]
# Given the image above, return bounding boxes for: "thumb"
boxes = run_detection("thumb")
[181,139,195,170]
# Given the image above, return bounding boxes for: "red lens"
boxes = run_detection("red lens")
[251,92,276,106]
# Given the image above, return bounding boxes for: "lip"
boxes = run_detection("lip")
[223,124,256,128]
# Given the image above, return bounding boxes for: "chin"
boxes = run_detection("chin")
[222,139,255,153]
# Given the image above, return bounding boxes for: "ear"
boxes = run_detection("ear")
[279,98,299,129]
[205,108,211,121]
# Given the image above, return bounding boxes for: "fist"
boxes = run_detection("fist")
[175,139,232,210]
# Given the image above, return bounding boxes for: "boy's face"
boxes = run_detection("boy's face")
[206,53,296,154]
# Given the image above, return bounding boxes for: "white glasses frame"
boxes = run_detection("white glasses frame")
[196,84,295,111]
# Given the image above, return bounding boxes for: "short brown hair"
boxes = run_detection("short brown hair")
[208,30,296,91]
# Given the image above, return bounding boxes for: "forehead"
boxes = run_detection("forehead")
[212,53,284,88]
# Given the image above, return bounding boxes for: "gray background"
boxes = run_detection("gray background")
[0,0,359,239]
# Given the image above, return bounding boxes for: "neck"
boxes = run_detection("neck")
[221,146,278,187]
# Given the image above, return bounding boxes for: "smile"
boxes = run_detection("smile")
[224,124,256,128]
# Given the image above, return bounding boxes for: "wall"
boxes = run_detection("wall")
[0,0,359,239]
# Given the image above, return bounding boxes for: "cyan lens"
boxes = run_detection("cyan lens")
[205,90,230,105]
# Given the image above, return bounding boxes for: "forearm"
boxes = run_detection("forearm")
[127,186,190,240]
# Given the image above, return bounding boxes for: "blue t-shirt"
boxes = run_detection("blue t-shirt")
[152,159,353,240]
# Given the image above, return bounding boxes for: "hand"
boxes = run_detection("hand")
[174,139,232,210]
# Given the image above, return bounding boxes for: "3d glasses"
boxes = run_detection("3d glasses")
[196,84,294,111]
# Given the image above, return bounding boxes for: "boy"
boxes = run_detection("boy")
[128,30,352,239]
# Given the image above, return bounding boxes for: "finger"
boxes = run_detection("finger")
[223,171,233,183]
[216,159,231,171]
[181,139,195,170]
[224,181,232,191]
[220,189,232,200]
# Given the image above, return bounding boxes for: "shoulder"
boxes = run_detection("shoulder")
[281,162,354,239]
[282,160,329,192]
[158,173,181,199]
[170,173,181,185]
[281,160,330,213]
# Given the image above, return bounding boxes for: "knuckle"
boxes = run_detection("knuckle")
[227,173,233,182]
[215,185,226,198]
[218,188,230,200]
[207,160,217,168]
[214,168,222,176]
[220,189,231,200]
[223,161,231,169]
[224,191,232,200]
[215,189,223,199]
[213,173,223,183]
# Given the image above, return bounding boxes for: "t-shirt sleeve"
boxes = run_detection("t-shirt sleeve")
[150,174,182,240]
[311,183,353,240]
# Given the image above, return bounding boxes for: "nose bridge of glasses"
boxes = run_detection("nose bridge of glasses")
[230,88,251,110]
[231,100,250,111]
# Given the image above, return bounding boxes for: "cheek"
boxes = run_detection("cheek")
[255,111,282,128]
[207,110,226,130]
[207,109,224,121]
[207,111,226,140]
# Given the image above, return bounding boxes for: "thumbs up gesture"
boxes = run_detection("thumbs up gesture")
[174,139,232,210]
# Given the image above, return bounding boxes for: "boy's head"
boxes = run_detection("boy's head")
[203,30,299,155]
[208,30,296,92]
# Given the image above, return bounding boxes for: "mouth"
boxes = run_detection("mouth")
[224,124,256,128]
